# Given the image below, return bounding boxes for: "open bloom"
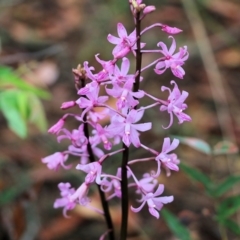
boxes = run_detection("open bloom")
[107,57,135,85]
[77,59,111,96]
[42,152,71,170]
[101,168,122,200]
[54,182,76,217]
[95,54,116,75]
[69,182,90,206]
[90,123,114,150]
[57,124,87,148]
[106,79,144,110]
[131,184,173,219]
[108,109,151,147]
[76,161,103,185]
[87,108,109,123]
[154,36,188,79]
[137,173,158,194]
[76,86,108,118]
[155,137,180,177]
[160,80,191,128]
[107,23,145,58]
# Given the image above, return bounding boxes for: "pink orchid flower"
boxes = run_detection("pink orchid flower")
[69,182,90,206]
[107,23,145,58]
[57,124,88,148]
[108,109,151,147]
[90,123,114,150]
[54,182,76,217]
[155,36,188,79]
[76,161,103,185]
[155,137,180,177]
[131,183,173,219]
[107,57,135,85]
[101,168,122,200]
[160,80,191,129]
[41,152,71,171]
[106,79,144,110]
[76,86,108,118]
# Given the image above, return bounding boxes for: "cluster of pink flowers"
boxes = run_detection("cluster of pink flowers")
[42,0,190,238]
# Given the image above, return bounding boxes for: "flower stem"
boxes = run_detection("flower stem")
[120,143,129,240]
[120,10,142,240]
[133,12,142,94]
[80,78,115,240]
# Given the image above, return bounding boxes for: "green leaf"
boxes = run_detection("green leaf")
[217,195,240,220]
[0,66,50,99]
[213,141,238,155]
[221,219,240,235]
[16,91,30,120]
[173,136,211,155]
[27,93,47,132]
[161,209,191,240]
[213,176,240,197]
[180,163,214,195]
[0,175,32,206]
[0,90,27,138]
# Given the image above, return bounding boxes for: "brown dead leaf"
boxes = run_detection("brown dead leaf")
[207,0,240,21]
[1,0,83,41]
[29,167,65,183]
[188,101,218,135]
[22,60,59,87]
[216,48,240,68]
[39,214,82,240]
[7,22,36,43]
[1,203,26,240]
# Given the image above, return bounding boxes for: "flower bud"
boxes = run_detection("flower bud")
[48,119,65,134]
[143,5,156,14]
[61,101,76,110]
[161,25,182,35]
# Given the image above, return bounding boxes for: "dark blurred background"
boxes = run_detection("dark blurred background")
[1,0,240,239]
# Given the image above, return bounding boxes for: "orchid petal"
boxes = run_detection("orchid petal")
[154,184,164,196]
[130,201,146,213]
[157,41,168,55]
[117,23,127,38]
[148,207,160,219]
[121,57,130,75]
[107,34,121,44]
[168,36,176,55]
[162,112,173,129]
[132,122,152,132]
[130,128,141,148]
[165,138,179,153]
[155,196,174,204]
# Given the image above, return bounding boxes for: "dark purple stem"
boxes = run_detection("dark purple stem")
[120,10,142,240]
[79,77,115,240]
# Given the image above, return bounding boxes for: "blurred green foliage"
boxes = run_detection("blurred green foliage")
[0,65,50,138]
[162,209,191,240]
[177,136,240,236]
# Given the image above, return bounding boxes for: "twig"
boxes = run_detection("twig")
[0,45,65,64]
